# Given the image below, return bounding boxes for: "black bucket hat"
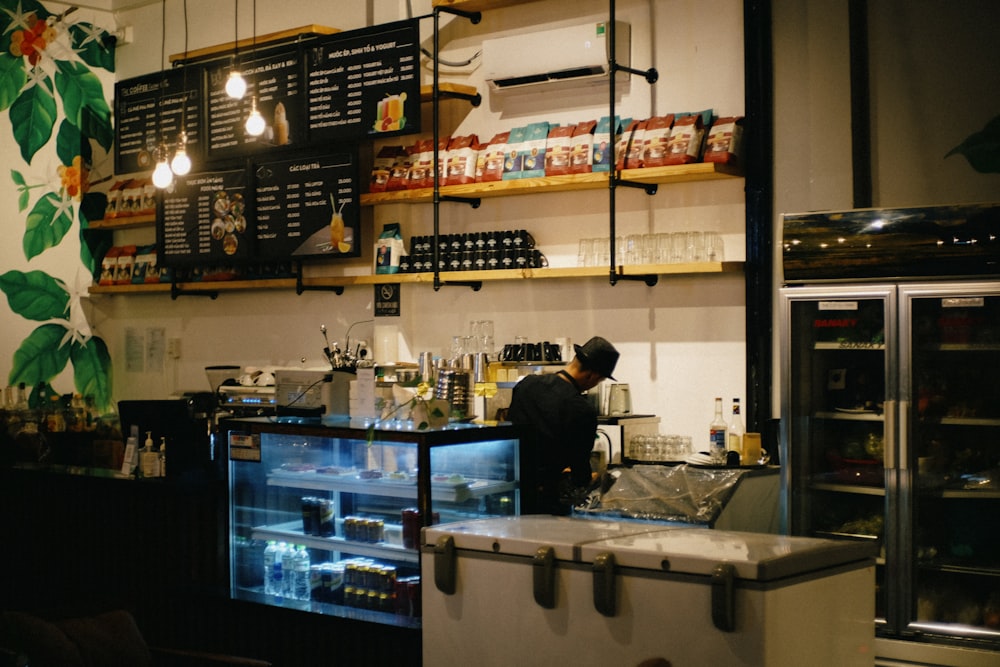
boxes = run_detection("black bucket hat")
[574,336,619,380]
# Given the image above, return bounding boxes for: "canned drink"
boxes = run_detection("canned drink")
[318,499,334,537]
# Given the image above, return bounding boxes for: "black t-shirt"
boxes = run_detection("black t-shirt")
[507,371,598,492]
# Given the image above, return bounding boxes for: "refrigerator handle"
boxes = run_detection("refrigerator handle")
[433,534,457,595]
[888,399,901,470]
[711,563,737,632]
[533,546,557,609]
[592,552,618,617]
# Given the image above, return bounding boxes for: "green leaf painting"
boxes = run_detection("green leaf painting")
[10,78,56,163]
[0,270,69,321]
[946,115,1000,174]
[23,192,73,260]
[70,336,112,411]
[9,323,72,387]
[1,0,117,412]
[0,53,27,111]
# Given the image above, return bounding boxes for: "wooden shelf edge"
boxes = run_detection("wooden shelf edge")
[88,262,744,295]
[419,83,479,103]
[360,163,743,206]
[168,26,339,63]
[87,215,156,230]
[432,0,543,11]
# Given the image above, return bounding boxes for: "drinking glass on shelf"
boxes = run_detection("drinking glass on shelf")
[706,233,725,262]
[684,231,706,262]
[578,238,594,267]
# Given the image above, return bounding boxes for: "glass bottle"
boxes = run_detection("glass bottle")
[728,398,745,458]
[709,397,728,464]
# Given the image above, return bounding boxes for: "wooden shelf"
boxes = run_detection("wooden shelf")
[87,262,743,296]
[432,0,542,11]
[360,162,743,206]
[420,83,479,102]
[168,25,339,64]
[87,215,156,231]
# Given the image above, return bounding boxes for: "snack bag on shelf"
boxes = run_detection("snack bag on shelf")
[478,131,509,182]
[446,134,479,186]
[703,116,745,165]
[502,126,527,180]
[570,120,597,174]
[370,145,401,193]
[375,222,406,274]
[99,247,121,286]
[641,114,676,168]
[387,144,416,191]
[592,116,624,172]
[520,122,550,179]
[132,245,156,284]
[545,124,573,176]
[435,136,451,186]
[407,139,434,189]
[115,245,137,285]
[664,113,706,165]
[616,118,647,170]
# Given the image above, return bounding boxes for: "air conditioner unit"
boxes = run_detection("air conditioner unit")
[482,21,630,93]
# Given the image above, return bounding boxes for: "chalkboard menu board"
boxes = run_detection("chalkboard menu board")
[254,154,359,260]
[305,20,420,142]
[115,68,203,175]
[206,44,305,161]
[159,169,250,265]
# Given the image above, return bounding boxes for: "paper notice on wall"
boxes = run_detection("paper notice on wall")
[125,327,144,373]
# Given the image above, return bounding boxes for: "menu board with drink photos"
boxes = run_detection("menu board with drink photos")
[253,154,360,260]
[304,19,420,142]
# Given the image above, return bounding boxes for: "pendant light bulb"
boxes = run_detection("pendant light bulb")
[170,132,192,175]
[152,156,174,188]
[245,98,266,137]
[225,70,246,99]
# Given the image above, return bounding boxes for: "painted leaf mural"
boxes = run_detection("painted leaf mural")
[1,0,116,412]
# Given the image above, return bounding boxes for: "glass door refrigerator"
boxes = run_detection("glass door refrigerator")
[780,281,1000,659]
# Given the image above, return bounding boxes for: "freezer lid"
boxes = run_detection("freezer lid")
[578,528,877,581]
[421,515,679,561]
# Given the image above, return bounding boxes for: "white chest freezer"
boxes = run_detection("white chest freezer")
[421,516,875,667]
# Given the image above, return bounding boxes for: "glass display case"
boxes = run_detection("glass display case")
[221,417,520,628]
[781,282,1000,653]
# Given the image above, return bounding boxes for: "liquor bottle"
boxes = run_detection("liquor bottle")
[728,398,745,458]
[709,397,728,464]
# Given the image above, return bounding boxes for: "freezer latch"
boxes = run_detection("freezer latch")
[433,534,457,595]
[533,546,556,608]
[711,563,736,632]
[592,552,617,617]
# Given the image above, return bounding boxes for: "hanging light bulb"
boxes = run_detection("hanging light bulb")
[170,131,192,175]
[152,145,174,188]
[225,69,247,99]
[245,97,266,136]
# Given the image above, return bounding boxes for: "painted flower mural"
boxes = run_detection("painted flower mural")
[0,0,115,411]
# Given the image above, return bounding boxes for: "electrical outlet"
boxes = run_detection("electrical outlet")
[167,338,181,359]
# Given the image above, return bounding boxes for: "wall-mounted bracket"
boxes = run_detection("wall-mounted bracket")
[612,176,658,196]
[438,194,481,209]
[610,272,658,287]
[295,262,344,295]
[433,275,483,292]
[170,280,218,300]
[613,62,659,85]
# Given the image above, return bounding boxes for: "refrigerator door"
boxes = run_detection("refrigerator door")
[780,284,896,625]
[422,517,874,666]
[899,282,1000,646]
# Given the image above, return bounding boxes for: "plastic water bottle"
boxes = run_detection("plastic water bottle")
[263,541,278,595]
[281,542,297,598]
[293,545,311,601]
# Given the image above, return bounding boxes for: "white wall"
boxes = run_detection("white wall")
[2,0,747,446]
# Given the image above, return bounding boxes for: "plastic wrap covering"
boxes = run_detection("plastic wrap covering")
[577,464,749,524]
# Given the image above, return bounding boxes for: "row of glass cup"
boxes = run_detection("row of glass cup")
[451,320,496,357]
[578,232,724,267]
[627,434,693,462]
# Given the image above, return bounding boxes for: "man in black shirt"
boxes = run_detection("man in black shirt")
[507,336,620,514]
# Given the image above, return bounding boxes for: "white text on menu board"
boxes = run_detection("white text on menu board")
[308,37,415,130]
[162,176,225,256]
